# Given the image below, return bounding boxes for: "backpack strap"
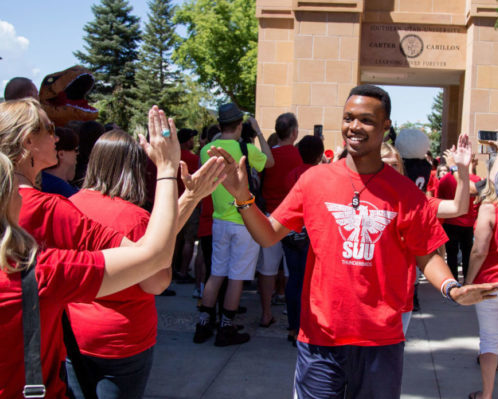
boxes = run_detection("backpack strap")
[239,141,256,194]
[21,263,46,398]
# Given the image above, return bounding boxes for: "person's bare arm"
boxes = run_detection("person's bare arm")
[437,134,471,218]
[176,157,226,233]
[97,106,180,298]
[416,251,498,305]
[207,146,290,246]
[465,202,495,284]
[250,117,275,168]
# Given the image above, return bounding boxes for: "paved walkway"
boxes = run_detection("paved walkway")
[145,278,496,399]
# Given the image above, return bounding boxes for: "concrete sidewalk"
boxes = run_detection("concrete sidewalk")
[145,278,495,399]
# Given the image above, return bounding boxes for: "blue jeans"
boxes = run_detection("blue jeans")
[294,341,404,399]
[283,242,309,331]
[66,346,154,399]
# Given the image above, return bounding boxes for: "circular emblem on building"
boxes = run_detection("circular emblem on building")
[400,34,424,58]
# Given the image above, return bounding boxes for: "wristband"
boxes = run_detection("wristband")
[157,176,177,181]
[450,165,458,172]
[232,194,255,210]
[234,194,255,207]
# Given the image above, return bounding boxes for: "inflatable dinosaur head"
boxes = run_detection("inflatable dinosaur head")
[39,65,98,126]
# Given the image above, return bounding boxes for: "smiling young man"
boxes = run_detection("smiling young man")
[207,84,498,398]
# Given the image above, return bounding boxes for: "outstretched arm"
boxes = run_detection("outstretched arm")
[416,251,498,306]
[207,146,290,246]
[436,134,471,218]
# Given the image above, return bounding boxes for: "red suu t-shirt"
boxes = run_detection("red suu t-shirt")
[262,145,303,213]
[437,173,482,227]
[0,249,104,398]
[177,149,200,197]
[474,205,498,284]
[68,189,157,358]
[19,187,124,251]
[272,159,447,346]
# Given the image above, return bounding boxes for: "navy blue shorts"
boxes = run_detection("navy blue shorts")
[294,341,404,399]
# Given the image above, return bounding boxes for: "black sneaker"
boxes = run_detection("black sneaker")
[193,323,214,344]
[214,325,250,347]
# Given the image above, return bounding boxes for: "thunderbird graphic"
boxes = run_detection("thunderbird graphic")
[325,202,397,244]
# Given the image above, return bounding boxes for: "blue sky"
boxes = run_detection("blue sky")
[0,0,440,126]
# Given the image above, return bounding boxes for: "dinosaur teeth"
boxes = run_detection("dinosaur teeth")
[65,104,98,113]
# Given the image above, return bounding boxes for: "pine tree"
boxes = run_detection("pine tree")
[427,91,443,156]
[130,0,185,129]
[75,0,141,129]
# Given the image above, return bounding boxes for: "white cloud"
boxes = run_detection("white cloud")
[0,20,29,56]
[0,20,37,96]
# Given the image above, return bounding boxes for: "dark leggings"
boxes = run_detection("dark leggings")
[443,223,474,280]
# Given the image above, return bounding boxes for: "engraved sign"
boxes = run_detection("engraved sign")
[361,24,466,70]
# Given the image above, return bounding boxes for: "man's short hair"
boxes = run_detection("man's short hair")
[275,112,298,141]
[347,84,391,119]
[297,135,324,165]
[4,77,37,101]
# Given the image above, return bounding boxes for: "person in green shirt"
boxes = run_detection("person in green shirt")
[195,103,268,346]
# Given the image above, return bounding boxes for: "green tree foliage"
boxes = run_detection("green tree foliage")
[174,75,218,133]
[427,90,443,156]
[174,0,258,113]
[130,0,185,129]
[75,0,141,129]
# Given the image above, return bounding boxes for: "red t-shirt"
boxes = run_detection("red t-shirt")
[474,205,498,284]
[0,249,104,398]
[177,149,200,197]
[198,195,214,237]
[426,170,438,196]
[437,173,482,227]
[262,145,303,213]
[285,163,314,192]
[68,189,157,358]
[272,159,447,346]
[19,187,124,251]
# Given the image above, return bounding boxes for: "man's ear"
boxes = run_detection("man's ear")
[57,150,64,161]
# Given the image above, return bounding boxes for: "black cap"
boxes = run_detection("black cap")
[177,128,198,144]
[218,103,244,124]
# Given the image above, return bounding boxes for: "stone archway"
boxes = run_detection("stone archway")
[255,0,498,154]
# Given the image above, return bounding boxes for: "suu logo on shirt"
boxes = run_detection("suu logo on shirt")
[325,201,397,266]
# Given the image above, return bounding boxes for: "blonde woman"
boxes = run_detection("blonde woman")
[0,105,182,397]
[466,153,498,399]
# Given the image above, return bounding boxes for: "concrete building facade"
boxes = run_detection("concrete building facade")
[255,0,498,153]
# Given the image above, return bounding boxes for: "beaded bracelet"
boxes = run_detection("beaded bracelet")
[440,278,461,303]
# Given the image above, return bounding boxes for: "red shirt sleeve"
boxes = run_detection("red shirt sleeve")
[20,189,124,251]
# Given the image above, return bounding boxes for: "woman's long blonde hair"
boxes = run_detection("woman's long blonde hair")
[0,98,43,167]
[476,153,498,205]
[0,153,38,272]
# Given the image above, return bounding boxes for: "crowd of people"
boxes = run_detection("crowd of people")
[1,77,498,399]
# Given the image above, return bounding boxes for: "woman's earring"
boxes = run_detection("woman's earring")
[30,156,34,168]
